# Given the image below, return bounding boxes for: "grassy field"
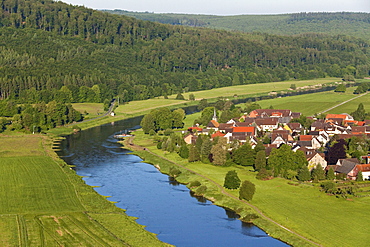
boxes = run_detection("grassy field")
[115,78,341,116]
[72,103,105,119]
[127,129,370,247]
[0,134,169,246]
[256,87,368,116]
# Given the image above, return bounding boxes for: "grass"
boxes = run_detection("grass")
[115,78,341,116]
[0,134,169,246]
[127,122,370,247]
[256,87,369,116]
[72,103,104,119]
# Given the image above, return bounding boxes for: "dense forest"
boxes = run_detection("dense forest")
[0,0,369,106]
[107,11,370,41]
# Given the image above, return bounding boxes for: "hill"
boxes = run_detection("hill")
[0,1,369,106]
[104,11,370,41]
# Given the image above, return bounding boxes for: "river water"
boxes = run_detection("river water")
[57,117,288,247]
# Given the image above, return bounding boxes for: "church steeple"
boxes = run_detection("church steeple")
[212,107,218,122]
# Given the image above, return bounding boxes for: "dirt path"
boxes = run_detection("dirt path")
[125,136,322,247]
[318,91,369,114]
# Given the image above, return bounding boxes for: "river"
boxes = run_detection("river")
[57,116,288,247]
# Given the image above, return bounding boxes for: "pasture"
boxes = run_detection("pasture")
[115,78,341,115]
[0,134,168,246]
[256,87,370,116]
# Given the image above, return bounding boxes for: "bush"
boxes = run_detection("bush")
[176,93,185,100]
[169,167,182,177]
[195,185,207,195]
[239,180,255,201]
[189,180,201,188]
[256,168,273,180]
[156,141,162,149]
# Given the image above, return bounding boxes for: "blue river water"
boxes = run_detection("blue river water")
[58,117,288,247]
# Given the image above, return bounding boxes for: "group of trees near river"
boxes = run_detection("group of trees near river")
[0,0,369,106]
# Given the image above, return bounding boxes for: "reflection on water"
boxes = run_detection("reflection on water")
[57,116,288,247]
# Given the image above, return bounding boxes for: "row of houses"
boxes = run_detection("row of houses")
[184,109,370,180]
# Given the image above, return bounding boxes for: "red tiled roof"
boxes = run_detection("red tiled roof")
[326,114,347,120]
[211,131,225,138]
[232,127,255,133]
[188,127,203,132]
[356,164,370,172]
[300,135,313,141]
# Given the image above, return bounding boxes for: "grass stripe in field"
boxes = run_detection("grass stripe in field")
[0,156,84,214]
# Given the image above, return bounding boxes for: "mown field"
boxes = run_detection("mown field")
[0,134,169,246]
[257,87,370,116]
[116,78,341,115]
[128,128,370,247]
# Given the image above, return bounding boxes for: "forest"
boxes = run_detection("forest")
[0,0,369,106]
[109,11,370,41]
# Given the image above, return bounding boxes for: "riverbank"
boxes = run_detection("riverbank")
[123,129,370,247]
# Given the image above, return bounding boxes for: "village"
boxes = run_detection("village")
[182,108,370,181]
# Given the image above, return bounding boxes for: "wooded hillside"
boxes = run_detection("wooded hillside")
[0,0,369,104]
[106,11,370,41]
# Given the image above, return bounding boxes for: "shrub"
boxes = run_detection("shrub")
[156,141,162,149]
[256,168,273,180]
[189,180,201,188]
[195,185,207,195]
[169,167,182,177]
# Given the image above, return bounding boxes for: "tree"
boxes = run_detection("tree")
[197,98,208,111]
[189,93,195,101]
[351,103,366,121]
[172,108,185,129]
[239,180,255,201]
[334,84,346,93]
[297,166,311,181]
[200,136,212,163]
[232,143,255,167]
[223,170,241,189]
[140,113,155,134]
[211,137,227,166]
[356,171,363,181]
[311,164,326,181]
[178,144,189,159]
[176,93,185,100]
[290,84,297,90]
[326,139,347,165]
[254,150,267,171]
[326,167,335,180]
[188,145,200,162]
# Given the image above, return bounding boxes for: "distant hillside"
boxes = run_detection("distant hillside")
[104,11,370,41]
[0,1,369,105]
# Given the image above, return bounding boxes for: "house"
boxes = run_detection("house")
[184,133,197,145]
[249,109,292,118]
[335,158,360,180]
[271,129,293,146]
[298,147,327,171]
[356,164,370,180]
[218,123,234,133]
[287,122,303,136]
[206,120,220,130]
[211,131,226,139]
[308,130,330,146]
[299,135,322,149]
[232,126,256,136]
[255,118,279,132]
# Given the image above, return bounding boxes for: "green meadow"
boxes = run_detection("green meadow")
[0,134,169,246]
[257,87,369,116]
[128,128,370,247]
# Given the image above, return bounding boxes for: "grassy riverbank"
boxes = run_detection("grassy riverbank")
[125,129,370,247]
[0,133,170,246]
